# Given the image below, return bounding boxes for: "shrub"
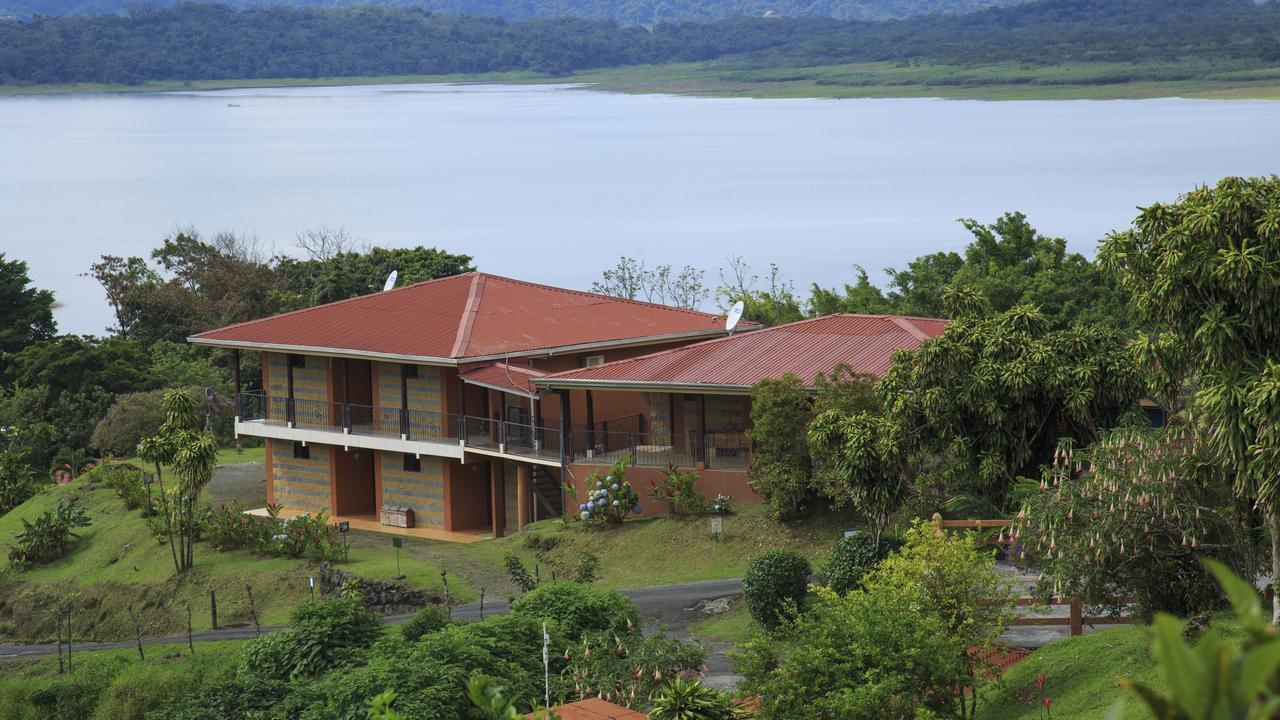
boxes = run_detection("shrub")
[738,584,967,720]
[0,446,38,516]
[201,501,269,551]
[8,498,92,568]
[576,456,639,525]
[563,631,705,710]
[400,604,450,642]
[742,549,811,629]
[505,550,539,593]
[99,463,152,514]
[240,595,383,682]
[510,582,638,641]
[573,553,599,584]
[649,676,744,720]
[823,532,904,595]
[747,373,813,520]
[649,466,706,517]
[146,676,287,720]
[270,510,343,561]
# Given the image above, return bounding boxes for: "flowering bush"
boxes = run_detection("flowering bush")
[648,466,706,518]
[708,494,733,516]
[562,631,706,710]
[577,457,639,525]
[271,509,344,561]
[202,500,271,551]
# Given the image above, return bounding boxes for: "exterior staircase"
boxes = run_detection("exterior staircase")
[529,466,564,519]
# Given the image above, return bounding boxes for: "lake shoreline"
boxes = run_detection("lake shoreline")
[5,63,1280,101]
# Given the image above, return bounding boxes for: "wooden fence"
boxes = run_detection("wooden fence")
[935,516,1136,637]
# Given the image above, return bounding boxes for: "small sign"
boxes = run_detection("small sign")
[391,536,403,549]
[337,521,350,533]
[842,529,859,539]
[710,516,723,539]
[309,576,314,588]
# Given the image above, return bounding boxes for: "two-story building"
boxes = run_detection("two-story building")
[190,271,946,540]
[189,272,742,541]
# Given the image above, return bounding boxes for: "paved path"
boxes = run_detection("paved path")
[0,577,744,659]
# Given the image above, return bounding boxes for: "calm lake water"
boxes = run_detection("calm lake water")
[3,82,1279,334]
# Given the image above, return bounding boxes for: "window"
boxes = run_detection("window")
[293,441,310,459]
[404,454,421,473]
[581,354,605,368]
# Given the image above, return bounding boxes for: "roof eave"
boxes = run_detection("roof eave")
[533,378,755,394]
[186,337,460,365]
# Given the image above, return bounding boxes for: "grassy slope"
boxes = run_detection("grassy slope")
[471,504,850,592]
[0,464,464,642]
[5,61,1280,100]
[978,626,1162,720]
[0,640,245,720]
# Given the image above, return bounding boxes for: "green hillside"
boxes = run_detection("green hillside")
[0,464,463,642]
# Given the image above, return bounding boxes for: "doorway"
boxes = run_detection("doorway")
[334,447,376,516]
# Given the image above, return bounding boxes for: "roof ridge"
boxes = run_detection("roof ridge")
[470,272,731,322]
[189,271,478,340]
[886,315,930,341]
[450,274,485,358]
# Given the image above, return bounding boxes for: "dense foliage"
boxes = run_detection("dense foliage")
[399,604,450,641]
[1099,174,1280,622]
[822,531,903,595]
[741,549,811,629]
[509,581,639,640]
[3,0,1280,86]
[240,595,384,682]
[1015,427,1250,619]
[880,300,1143,509]
[812,212,1135,331]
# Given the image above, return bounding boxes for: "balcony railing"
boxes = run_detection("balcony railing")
[238,392,459,444]
[461,415,562,463]
[704,432,752,471]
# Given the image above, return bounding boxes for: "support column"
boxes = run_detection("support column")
[286,355,296,427]
[585,390,595,453]
[516,464,531,529]
[400,364,410,439]
[490,461,505,538]
[696,393,707,468]
[232,349,241,418]
[559,390,570,464]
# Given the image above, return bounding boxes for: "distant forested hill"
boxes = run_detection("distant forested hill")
[1,0,1277,86]
[0,0,1025,24]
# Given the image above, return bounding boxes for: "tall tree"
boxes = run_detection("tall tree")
[1098,174,1280,621]
[718,257,803,327]
[879,294,1143,508]
[274,245,474,307]
[0,254,56,376]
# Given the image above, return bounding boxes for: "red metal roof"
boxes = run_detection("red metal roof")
[460,361,546,397]
[539,314,947,390]
[528,699,646,719]
[189,272,733,361]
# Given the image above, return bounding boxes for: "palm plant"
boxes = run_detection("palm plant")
[648,676,746,720]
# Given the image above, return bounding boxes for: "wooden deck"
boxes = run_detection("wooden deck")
[245,507,492,544]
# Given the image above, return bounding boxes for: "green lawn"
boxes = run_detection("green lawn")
[690,602,761,646]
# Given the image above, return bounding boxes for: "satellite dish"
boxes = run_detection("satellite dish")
[382,270,398,292]
[725,300,745,335]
